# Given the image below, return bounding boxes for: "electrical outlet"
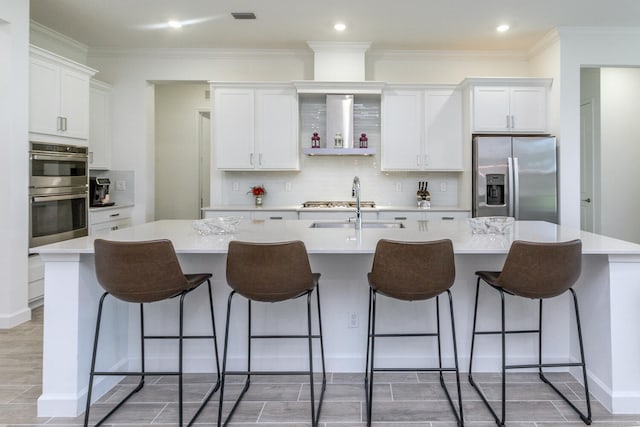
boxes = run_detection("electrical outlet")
[115,180,126,191]
[285,182,292,192]
[440,182,447,192]
[395,182,402,192]
[232,182,239,192]
[348,312,359,328]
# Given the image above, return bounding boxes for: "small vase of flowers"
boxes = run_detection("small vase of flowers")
[248,185,266,206]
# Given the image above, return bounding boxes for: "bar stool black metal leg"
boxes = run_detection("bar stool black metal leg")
[188,280,221,427]
[468,278,481,381]
[306,291,317,426]
[366,290,377,427]
[84,292,107,427]
[313,286,326,424]
[538,299,544,378]
[218,291,235,427]
[571,288,592,424]
[447,289,464,426]
[500,289,506,426]
[436,295,443,382]
[363,286,373,412]
[178,293,186,426]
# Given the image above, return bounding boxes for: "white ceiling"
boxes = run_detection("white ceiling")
[30,0,640,52]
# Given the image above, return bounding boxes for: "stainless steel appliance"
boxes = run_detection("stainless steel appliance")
[29,142,89,247]
[472,135,558,223]
[326,94,354,148]
[89,177,115,207]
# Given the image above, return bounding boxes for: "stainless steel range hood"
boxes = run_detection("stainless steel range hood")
[326,94,354,148]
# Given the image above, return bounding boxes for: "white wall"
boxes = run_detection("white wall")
[600,68,640,242]
[558,28,640,228]
[0,1,30,327]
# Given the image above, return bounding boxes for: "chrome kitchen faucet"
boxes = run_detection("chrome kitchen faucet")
[352,176,362,229]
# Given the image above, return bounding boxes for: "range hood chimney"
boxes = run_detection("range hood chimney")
[307,41,371,81]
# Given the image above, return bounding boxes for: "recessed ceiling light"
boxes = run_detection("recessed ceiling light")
[496,24,510,33]
[168,20,183,29]
[334,22,347,32]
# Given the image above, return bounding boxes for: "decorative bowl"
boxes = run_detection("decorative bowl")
[467,216,514,234]
[192,216,243,235]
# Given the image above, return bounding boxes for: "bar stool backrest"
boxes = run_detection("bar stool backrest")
[497,239,582,299]
[368,239,455,301]
[94,239,190,303]
[226,240,315,302]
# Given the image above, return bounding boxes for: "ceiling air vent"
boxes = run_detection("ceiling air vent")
[231,12,256,20]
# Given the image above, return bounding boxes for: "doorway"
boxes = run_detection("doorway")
[154,82,210,220]
[580,100,595,232]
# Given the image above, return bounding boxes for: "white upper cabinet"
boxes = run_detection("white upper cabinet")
[89,80,112,170]
[469,79,551,133]
[29,46,96,143]
[381,86,463,171]
[213,84,299,171]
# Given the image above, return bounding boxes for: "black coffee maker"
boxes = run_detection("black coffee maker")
[89,177,115,207]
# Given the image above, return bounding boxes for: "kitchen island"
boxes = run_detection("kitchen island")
[32,219,640,416]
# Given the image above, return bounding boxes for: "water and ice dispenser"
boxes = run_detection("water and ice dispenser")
[486,174,505,205]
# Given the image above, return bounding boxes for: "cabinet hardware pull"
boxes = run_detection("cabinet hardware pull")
[442,216,454,220]
[416,154,420,167]
[109,213,120,217]
[259,153,263,165]
[89,152,94,164]
[506,115,510,128]
[270,216,283,220]
[250,153,254,165]
[57,116,63,131]
[511,115,515,129]
[395,217,407,220]
[62,117,68,131]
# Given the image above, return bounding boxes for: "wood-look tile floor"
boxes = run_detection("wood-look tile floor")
[1,306,639,426]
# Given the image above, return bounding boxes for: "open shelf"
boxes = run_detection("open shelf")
[302,147,377,156]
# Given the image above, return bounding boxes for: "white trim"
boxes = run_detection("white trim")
[0,307,31,329]
[88,47,311,60]
[367,49,528,61]
[528,28,560,58]
[30,20,89,55]
[30,44,97,75]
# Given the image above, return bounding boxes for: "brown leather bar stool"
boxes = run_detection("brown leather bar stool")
[468,239,592,426]
[218,240,326,427]
[365,239,463,426]
[84,239,220,427]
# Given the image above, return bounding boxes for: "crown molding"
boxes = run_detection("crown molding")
[30,20,89,54]
[528,29,560,58]
[88,47,312,61]
[367,49,528,61]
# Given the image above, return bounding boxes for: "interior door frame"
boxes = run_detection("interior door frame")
[197,109,211,219]
[580,99,597,232]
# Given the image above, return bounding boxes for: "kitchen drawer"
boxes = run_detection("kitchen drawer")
[378,211,425,221]
[424,211,470,221]
[90,218,132,235]
[204,210,249,220]
[253,211,298,220]
[90,206,132,225]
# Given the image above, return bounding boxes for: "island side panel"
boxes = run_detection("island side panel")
[38,253,129,417]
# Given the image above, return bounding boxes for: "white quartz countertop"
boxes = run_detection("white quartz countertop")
[202,205,469,212]
[30,219,640,256]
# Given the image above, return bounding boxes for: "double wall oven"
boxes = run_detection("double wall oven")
[29,142,89,247]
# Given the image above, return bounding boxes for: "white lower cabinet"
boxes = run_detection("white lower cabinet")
[379,211,470,221]
[89,206,133,234]
[204,210,298,220]
[28,255,45,305]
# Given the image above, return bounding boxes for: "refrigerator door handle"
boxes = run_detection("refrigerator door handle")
[507,157,515,217]
[513,157,520,219]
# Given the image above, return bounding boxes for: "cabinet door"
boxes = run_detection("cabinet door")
[60,68,90,139]
[381,90,423,170]
[255,88,299,170]
[424,89,463,170]
[89,82,111,169]
[472,86,511,132]
[509,87,547,132]
[29,58,60,135]
[214,89,254,169]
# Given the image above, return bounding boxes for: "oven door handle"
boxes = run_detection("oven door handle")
[31,153,88,161]
[32,193,87,203]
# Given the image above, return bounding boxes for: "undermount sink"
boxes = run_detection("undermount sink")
[309,221,405,229]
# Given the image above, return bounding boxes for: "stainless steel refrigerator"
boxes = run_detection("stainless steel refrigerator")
[472,135,558,223]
